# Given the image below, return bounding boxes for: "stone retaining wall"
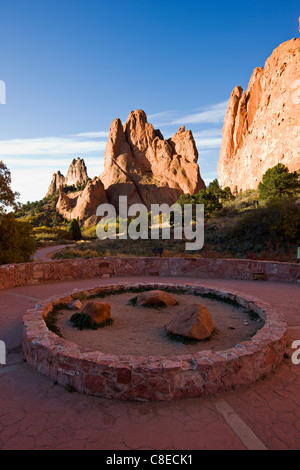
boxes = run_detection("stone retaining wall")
[0,257,299,290]
[22,282,288,401]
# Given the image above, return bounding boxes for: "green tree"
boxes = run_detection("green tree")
[207,179,234,203]
[68,219,82,241]
[177,180,234,220]
[0,161,20,214]
[177,193,194,206]
[0,214,36,264]
[258,164,300,200]
[195,189,222,215]
[0,162,36,264]
[51,213,61,227]
[221,186,234,203]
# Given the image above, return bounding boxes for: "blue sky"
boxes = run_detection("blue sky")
[0,0,299,202]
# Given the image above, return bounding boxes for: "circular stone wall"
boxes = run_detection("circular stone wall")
[22,282,288,401]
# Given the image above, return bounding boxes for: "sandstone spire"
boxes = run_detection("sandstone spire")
[46,157,89,198]
[65,157,88,187]
[46,171,65,198]
[101,109,205,209]
[47,111,206,226]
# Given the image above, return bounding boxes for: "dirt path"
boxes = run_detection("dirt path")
[33,244,75,262]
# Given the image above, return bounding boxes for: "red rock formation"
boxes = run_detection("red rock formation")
[218,38,300,192]
[50,111,205,225]
[101,109,205,209]
[46,158,89,197]
[56,177,108,227]
[65,157,88,187]
[46,171,65,198]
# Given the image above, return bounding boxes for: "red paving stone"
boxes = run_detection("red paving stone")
[0,275,299,450]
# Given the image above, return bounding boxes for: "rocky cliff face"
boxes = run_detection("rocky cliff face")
[101,109,205,209]
[65,158,88,187]
[46,158,89,197]
[56,177,107,227]
[46,171,65,198]
[47,110,205,226]
[218,37,300,192]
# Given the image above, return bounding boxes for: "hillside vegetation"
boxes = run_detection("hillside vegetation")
[53,165,300,262]
[3,162,299,264]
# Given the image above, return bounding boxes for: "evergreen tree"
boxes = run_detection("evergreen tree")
[177,180,234,220]
[258,164,299,200]
[68,219,82,241]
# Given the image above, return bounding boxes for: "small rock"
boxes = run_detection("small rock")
[82,302,111,325]
[67,300,83,310]
[166,304,214,340]
[136,290,178,307]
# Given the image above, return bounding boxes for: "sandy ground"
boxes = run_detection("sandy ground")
[57,292,263,356]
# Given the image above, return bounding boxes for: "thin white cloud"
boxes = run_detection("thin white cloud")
[147,101,228,128]
[194,129,223,149]
[2,156,103,168]
[196,137,222,149]
[148,110,176,121]
[171,100,229,125]
[69,131,109,138]
[193,128,222,138]
[0,134,107,156]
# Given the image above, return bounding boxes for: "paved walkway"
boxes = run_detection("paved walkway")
[33,245,75,262]
[0,276,299,450]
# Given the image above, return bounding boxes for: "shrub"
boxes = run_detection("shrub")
[220,190,259,216]
[68,219,82,241]
[32,226,73,246]
[70,312,114,330]
[228,198,300,246]
[82,226,97,239]
[0,214,36,264]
